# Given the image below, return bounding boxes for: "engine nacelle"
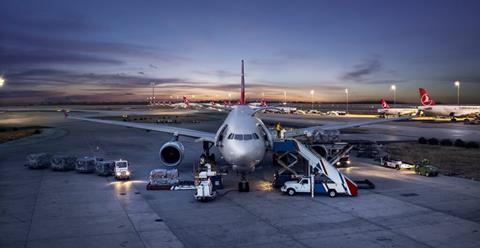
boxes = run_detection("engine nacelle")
[159,141,184,166]
[312,129,340,143]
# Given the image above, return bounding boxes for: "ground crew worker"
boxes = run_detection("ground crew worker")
[280,128,286,139]
[275,122,282,138]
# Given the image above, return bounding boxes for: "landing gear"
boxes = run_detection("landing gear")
[200,141,215,166]
[450,114,457,122]
[238,174,250,192]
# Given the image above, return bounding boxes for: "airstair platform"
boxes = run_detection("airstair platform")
[273,139,358,196]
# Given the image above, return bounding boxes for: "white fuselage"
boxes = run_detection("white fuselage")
[418,105,480,117]
[215,105,271,173]
[377,108,417,116]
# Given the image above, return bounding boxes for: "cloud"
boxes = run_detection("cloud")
[5,68,183,88]
[341,58,384,82]
[0,90,63,98]
[0,47,124,66]
[193,70,239,78]
[1,14,101,34]
[0,30,181,60]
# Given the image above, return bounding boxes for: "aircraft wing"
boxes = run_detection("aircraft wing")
[69,116,216,142]
[284,116,411,138]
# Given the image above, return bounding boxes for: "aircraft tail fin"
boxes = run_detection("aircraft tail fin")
[261,99,267,107]
[182,96,190,106]
[380,99,390,109]
[240,60,246,105]
[419,88,435,106]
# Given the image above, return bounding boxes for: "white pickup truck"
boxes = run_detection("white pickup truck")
[380,157,414,170]
[281,176,346,197]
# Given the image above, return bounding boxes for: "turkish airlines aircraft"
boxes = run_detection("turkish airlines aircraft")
[255,100,298,114]
[69,60,409,191]
[417,88,480,120]
[377,99,417,117]
[167,96,204,109]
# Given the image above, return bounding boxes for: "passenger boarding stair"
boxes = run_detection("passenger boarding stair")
[293,139,358,196]
[273,139,358,196]
[275,152,299,177]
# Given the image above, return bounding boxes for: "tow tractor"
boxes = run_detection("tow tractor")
[415,159,439,177]
[114,159,131,180]
[194,163,218,201]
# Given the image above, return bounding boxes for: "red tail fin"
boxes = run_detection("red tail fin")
[182,96,189,106]
[240,60,246,105]
[418,88,435,106]
[261,99,267,107]
[380,99,390,109]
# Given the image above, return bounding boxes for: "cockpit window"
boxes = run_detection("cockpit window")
[230,133,260,141]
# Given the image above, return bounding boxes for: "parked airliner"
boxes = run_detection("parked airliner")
[69,60,408,191]
[377,99,417,117]
[418,88,480,121]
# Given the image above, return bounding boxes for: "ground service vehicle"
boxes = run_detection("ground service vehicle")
[335,156,351,167]
[114,159,131,180]
[281,175,350,197]
[415,159,439,177]
[380,157,415,170]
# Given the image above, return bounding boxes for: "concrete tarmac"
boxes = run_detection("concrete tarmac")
[1,110,479,248]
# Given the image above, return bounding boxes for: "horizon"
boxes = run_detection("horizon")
[1,0,480,105]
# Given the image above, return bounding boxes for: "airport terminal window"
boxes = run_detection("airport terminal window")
[234,134,243,140]
[227,133,234,139]
[244,134,253,140]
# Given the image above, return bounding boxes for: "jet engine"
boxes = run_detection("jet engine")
[312,129,340,143]
[159,141,184,166]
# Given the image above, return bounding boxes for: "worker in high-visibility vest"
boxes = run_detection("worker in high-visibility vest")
[275,122,282,139]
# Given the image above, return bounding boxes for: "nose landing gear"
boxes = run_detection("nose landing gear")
[238,174,249,192]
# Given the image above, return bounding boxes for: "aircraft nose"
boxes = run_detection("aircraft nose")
[225,141,265,169]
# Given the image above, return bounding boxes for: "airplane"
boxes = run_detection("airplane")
[248,99,267,109]
[417,88,480,121]
[67,60,410,192]
[166,96,204,109]
[257,100,298,114]
[377,99,417,117]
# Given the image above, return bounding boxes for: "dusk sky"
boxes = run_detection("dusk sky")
[1,0,480,105]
